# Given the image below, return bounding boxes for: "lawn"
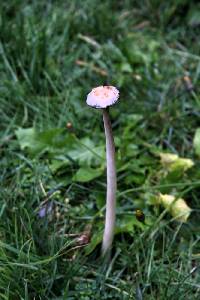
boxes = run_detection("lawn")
[0,0,200,299]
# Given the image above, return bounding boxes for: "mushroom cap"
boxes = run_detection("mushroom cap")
[86,86,119,108]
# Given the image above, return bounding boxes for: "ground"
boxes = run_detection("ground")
[0,1,200,299]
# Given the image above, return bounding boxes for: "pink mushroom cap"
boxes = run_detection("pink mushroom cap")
[86,86,119,108]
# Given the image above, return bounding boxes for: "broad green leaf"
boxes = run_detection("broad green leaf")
[72,167,103,182]
[15,127,72,156]
[67,137,105,166]
[15,128,104,168]
[115,215,144,233]
[15,128,36,150]
[49,158,69,173]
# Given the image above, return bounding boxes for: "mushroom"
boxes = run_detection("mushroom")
[86,85,119,255]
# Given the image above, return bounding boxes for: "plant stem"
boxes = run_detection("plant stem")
[102,108,117,255]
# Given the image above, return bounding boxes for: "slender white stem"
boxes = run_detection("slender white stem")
[102,108,117,255]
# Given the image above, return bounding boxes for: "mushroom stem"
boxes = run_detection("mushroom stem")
[102,108,116,255]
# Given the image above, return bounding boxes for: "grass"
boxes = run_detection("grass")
[0,0,200,299]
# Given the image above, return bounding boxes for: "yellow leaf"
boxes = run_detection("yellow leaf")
[159,152,194,172]
[157,193,192,222]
